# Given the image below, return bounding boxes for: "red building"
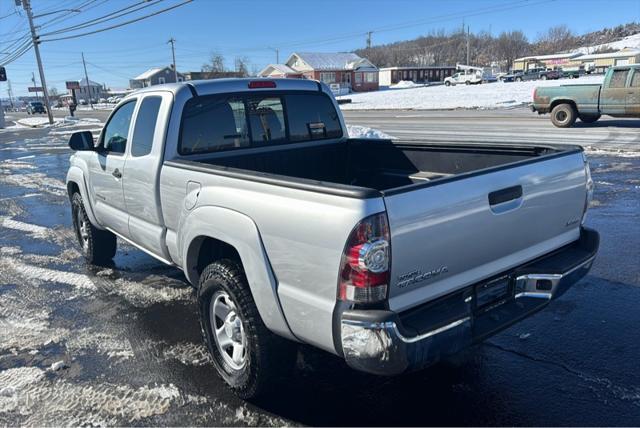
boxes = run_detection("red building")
[258,52,379,93]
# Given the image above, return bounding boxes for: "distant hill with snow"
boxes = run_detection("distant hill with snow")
[576,33,640,54]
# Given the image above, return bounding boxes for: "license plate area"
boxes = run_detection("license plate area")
[475,276,511,312]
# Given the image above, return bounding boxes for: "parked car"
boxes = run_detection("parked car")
[66,78,599,399]
[26,101,46,114]
[504,68,561,82]
[531,64,640,127]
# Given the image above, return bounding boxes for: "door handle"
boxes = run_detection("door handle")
[489,185,523,205]
[112,168,122,179]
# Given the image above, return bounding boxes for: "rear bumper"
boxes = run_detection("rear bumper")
[530,103,550,114]
[340,227,599,375]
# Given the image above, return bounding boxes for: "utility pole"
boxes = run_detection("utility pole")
[82,52,93,109]
[22,0,54,125]
[466,25,470,65]
[366,31,372,49]
[275,48,279,64]
[168,37,178,82]
[7,80,15,109]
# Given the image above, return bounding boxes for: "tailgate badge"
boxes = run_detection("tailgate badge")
[397,266,448,289]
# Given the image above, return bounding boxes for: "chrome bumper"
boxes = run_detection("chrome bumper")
[340,227,599,375]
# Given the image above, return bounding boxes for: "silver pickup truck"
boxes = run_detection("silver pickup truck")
[66,78,599,398]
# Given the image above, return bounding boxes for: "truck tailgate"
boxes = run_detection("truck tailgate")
[384,151,587,312]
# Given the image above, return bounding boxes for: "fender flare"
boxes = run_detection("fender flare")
[180,205,295,340]
[66,166,102,229]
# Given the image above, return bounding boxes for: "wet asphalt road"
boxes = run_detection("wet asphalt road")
[0,109,639,426]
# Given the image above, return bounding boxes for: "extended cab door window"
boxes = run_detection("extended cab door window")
[609,69,629,88]
[102,101,136,154]
[131,96,162,157]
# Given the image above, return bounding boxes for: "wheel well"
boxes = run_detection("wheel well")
[188,236,243,283]
[67,181,80,200]
[550,99,577,112]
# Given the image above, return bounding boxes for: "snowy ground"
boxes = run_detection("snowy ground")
[338,75,604,110]
[346,124,395,139]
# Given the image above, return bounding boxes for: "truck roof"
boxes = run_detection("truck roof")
[129,78,324,98]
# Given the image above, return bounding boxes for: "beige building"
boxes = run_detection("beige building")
[512,53,582,71]
[575,49,640,74]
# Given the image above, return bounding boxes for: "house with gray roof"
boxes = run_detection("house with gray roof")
[129,66,185,89]
[259,52,379,92]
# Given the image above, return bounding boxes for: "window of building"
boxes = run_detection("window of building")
[102,101,137,154]
[355,72,362,83]
[319,72,336,83]
[179,92,342,155]
[158,77,166,84]
[365,72,377,83]
[610,69,629,88]
[131,96,162,157]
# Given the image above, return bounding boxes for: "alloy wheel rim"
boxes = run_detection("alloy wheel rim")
[76,210,89,252]
[210,291,247,370]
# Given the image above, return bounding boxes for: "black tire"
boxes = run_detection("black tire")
[71,192,117,264]
[465,80,471,85]
[550,103,578,128]
[515,77,523,82]
[541,74,548,80]
[444,81,451,87]
[579,114,601,123]
[198,259,296,399]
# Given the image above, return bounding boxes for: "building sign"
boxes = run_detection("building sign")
[28,86,44,92]
[66,81,81,90]
[329,83,341,95]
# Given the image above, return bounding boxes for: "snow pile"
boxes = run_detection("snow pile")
[338,75,604,110]
[390,80,425,89]
[15,117,62,128]
[346,124,395,139]
[577,33,640,54]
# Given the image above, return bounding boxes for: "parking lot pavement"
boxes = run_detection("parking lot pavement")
[0,110,639,426]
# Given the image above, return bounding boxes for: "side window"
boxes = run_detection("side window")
[131,96,162,157]
[609,69,629,88]
[247,97,286,144]
[180,96,249,154]
[286,93,343,142]
[102,101,136,154]
[631,71,640,87]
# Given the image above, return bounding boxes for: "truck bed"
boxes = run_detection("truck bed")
[184,139,578,195]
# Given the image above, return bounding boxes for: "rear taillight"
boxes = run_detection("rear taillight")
[533,87,537,100]
[338,213,390,303]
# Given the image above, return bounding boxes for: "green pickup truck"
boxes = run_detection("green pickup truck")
[531,65,640,127]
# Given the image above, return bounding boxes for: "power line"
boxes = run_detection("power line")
[41,0,166,37]
[40,0,193,42]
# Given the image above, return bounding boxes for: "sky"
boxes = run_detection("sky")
[1,0,639,96]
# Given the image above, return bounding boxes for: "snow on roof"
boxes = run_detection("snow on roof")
[514,52,581,61]
[379,66,456,70]
[133,67,165,80]
[259,64,299,76]
[292,52,377,70]
[576,49,640,61]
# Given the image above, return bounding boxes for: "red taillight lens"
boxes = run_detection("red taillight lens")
[338,213,390,303]
[248,80,276,89]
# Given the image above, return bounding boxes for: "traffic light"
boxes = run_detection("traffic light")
[0,67,6,82]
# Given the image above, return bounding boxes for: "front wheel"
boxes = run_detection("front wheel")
[198,259,296,399]
[465,80,471,85]
[541,75,548,80]
[579,114,601,123]
[550,103,577,128]
[515,77,523,82]
[444,81,451,86]
[71,192,117,264]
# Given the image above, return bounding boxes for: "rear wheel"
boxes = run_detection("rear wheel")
[198,259,296,399]
[541,75,548,80]
[515,77,523,82]
[444,81,451,87]
[550,103,577,128]
[71,192,117,264]
[579,114,601,123]
[465,80,471,85]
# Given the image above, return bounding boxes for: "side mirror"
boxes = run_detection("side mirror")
[68,131,95,151]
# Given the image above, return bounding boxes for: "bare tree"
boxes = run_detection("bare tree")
[496,30,529,70]
[201,52,226,77]
[536,25,575,53]
[234,56,250,77]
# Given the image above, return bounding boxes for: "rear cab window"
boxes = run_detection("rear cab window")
[179,91,342,155]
